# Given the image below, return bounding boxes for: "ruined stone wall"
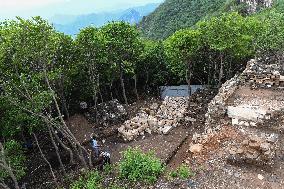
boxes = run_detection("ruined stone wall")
[205,75,241,128]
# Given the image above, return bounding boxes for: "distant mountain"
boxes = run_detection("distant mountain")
[52,3,160,35]
[120,9,141,24]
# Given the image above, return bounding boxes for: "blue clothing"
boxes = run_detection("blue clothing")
[91,139,99,157]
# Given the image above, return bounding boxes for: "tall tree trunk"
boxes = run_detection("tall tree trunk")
[218,53,224,88]
[119,62,128,105]
[89,64,98,124]
[110,82,114,100]
[59,74,70,120]
[47,125,66,176]
[144,70,149,91]
[134,74,139,101]
[186,60,192,97]
[51,127,74,164]
[32,133,59,189]
[44,70,90,169]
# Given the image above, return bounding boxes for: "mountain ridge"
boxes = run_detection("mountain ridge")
[53,3,160,35]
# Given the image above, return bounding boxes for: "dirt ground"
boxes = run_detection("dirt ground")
[21,86,284,189]
[157,87,284,189]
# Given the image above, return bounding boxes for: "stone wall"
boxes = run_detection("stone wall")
[205,75,240,127]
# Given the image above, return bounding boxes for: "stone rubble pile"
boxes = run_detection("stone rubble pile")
[87,99,127,125]
[118,97,189,141]
[228,133,278,166]
[205,75,240,127]
[243,59,284,89]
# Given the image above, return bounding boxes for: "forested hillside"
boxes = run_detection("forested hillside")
[139,0,282,39]
[139,0,228,39]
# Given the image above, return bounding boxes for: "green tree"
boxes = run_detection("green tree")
[165,29,201,94]
[101,22,142,105]
[254,10,284,69]
[75,26,106,121]
[198,12,255,87]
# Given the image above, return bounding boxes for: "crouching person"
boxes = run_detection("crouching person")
[98,151,111,170]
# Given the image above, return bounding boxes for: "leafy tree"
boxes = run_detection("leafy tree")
[165,29,201,94]
[75,26,106,121]
[101,22,142,104]
[137,40,168,91]
[0,17,92,187]
[254,10,284,69]
[197,12,255,86]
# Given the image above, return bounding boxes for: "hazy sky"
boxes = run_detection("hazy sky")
[0,0,164,20]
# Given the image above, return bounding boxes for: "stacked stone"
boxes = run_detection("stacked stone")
[242,59,284,88]
[118,97,189,141]
[228,134,278,166]
[205,75,240,128]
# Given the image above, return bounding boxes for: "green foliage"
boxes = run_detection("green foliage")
[0,17,57,137]
[0,140,26,180]
[139,0,228,39]
[253,10,284,60]
[168,164,194,180]
[118,148,164,184]
[70,170,102,189]
[137,40,169,87]
[164,28,201,81]
[74,26,107,101]
[101,21,142,76]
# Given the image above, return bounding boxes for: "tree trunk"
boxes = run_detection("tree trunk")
[134,74,139,101]
[48,126,66,176]
[51,127,74,164]
[119,63,128,105]
[0,182,11,189]
[144,70,149,91]
[0,143,20,189]
[186,60,192,97]
[89,64,98,124]
[110,81,114,100]
[44,70,90,169]
[218,53,224,88]
[59,74,70,120]
[32,133,59,189]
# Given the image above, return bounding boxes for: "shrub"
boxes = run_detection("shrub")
[177,164,194,179]
[168,164,194,180]
[118,148,164,183]
[70,170,102,189]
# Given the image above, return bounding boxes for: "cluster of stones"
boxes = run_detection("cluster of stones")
[243,59,284,89]
[205,75,240,127]
[228,134,278,165]
[118,97,189,141]
[87,99,127,125]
